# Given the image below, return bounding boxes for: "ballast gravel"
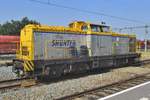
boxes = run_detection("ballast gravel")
[0,66,17,81]
[140,52,150,60]
[1,66,150,100]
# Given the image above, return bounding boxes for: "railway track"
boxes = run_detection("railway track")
[55,59,150,100]
[0,79,22,93]
[141,59,150,65]
[0,78,33,93]
[56,72,150,100]
[0,54,15,60]
[0,54,15,67]
[0,78,23,90]
[0,59,150,98]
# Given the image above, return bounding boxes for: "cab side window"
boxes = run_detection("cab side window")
[90,25,101,32]
[81,25,88,31]
[101,26,110,32]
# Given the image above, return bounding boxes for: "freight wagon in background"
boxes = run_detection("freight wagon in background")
[137,40,150,51]
[0,35,20,54]
[13,21,140,79]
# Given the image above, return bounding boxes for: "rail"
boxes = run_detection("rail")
[0,78,29,91]
[55,59,150,100]
[0,59,150,98]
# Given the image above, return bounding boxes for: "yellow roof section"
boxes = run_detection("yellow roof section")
[24,24,84,33]
[22,22,136,38]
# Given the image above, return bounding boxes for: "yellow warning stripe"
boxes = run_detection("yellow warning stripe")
[23,61,34,72]
[29,61,34,67]
[26,61,34,71]
[24,62,30,71]
[23,64,27,72]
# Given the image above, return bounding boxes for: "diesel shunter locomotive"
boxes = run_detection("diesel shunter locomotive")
[13,21,140,78]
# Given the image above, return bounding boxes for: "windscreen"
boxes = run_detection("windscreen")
[90,24,110,32]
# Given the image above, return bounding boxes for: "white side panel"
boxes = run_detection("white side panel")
[112,36,129,54]
[91,35,112,56]
[34,32,87,60]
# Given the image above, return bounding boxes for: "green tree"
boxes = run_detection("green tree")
[0,17,40,35]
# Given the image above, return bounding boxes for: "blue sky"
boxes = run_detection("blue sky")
[0,0,150,39]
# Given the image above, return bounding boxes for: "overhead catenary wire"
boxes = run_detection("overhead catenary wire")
[113,25,150,31]
[28,0,145,24]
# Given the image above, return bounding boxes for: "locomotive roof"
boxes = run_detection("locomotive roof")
[22,22,136,38]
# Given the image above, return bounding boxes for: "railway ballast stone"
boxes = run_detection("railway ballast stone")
[0,66,150,100]
[0,66,17,81]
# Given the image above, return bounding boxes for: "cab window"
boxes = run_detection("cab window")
[81,25,88,31]
[90,25,101,32]
[101,26,110,32]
